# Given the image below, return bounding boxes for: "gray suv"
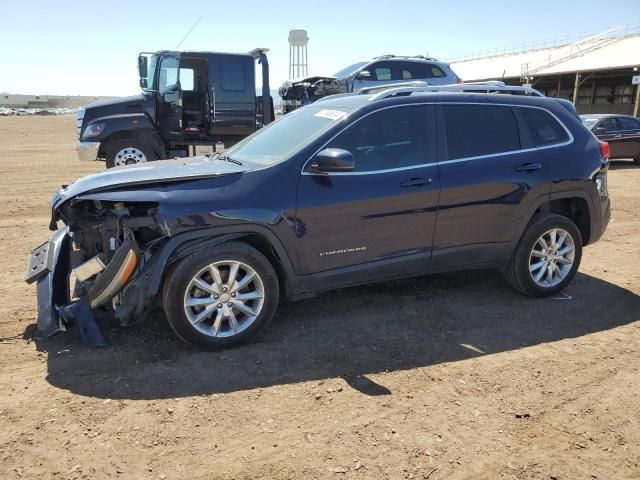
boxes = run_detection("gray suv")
[279,55,460,111]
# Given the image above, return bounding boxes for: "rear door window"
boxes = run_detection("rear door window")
[399,62,427,80]
[441,104,520,160]
[179,68,194,91]
[326,105,432,172]
[520,107,570,146]
[617,116,640,131]
[221,57,246,91]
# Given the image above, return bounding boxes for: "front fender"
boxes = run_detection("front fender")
[85,114,165,159]
[144,226,297,297]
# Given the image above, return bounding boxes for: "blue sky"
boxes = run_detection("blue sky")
[1,0,639,96]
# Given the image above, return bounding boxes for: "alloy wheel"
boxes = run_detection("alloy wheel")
[183,260,265,338]
[528,228,575,288]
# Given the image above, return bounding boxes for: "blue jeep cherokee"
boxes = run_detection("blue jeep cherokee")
[26,85,611,349]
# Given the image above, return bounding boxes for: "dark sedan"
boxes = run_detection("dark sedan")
[581,114,640,164]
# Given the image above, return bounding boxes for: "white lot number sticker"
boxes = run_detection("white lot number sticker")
[314,109,347,120]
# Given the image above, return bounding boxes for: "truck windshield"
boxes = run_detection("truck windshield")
[223,106,352,166]
[333,62,367,78]
[142,54,160,92]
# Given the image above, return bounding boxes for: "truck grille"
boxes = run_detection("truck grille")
[76,108,85,140]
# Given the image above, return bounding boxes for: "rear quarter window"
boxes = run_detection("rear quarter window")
[520,108,570,146]
[428,65,446,78]
[442,104,520,160]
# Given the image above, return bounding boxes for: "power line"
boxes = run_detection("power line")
[175,16,203,50]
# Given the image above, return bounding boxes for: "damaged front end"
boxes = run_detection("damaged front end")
[26,197,165,345]
[279,76,349,110]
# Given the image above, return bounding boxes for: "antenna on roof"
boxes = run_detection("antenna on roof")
[502,69,506,81]
[175,16,203,49]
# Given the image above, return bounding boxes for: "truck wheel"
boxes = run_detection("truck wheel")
[162,241,279,350]
[105,140,157,168]
[504,213,582,297]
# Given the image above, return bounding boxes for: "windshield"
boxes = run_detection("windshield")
[581,117,599,130]
[223,106,352,166]
[141,54,159,92]
[333,62,368,78]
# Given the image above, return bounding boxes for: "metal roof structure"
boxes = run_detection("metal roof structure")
[450,28,640,82]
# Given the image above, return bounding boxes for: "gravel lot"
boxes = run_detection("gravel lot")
[1,115,639,480]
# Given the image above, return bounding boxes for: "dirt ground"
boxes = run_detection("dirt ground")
[0,115,638,480]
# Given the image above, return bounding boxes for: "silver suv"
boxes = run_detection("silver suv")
[279,55,461,111]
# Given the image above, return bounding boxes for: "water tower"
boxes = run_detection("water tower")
[288,28,309,79]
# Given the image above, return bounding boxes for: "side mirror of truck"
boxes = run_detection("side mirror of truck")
[138,55,148,79]
[594,127,607,135]
[139,78,148,89]
[309,148,355,173]
[356,70,371,80]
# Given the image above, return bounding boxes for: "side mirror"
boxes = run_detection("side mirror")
[138,55,148,79]
[139,78,148,89]
[309,148,355,173]
[356,70,371,80]
[594,127,607,135]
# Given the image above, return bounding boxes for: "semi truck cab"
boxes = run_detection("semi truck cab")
[76,49,273,168]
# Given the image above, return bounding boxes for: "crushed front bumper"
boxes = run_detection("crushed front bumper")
[76,141,101,161]
[25,227,71,336]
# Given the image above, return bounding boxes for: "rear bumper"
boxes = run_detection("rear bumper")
[76,141,101,161]
[589,195,611,245]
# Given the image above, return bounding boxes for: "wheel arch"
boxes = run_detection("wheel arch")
[97,116,166,161]
[147,227,298,300]
[512,191,594,251]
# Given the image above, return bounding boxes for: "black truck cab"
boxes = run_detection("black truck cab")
[76,49,272,168]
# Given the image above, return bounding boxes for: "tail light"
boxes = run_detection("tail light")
[595,141,609,197]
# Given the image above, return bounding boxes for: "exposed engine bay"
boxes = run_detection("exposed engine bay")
[278,76,349,104]
[61,199,162,313]
[25,154,251,346]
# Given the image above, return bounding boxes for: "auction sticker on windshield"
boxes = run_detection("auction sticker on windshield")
[314,109,348,120]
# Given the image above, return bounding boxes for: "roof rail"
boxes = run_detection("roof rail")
[365,81,544,101]
[372,54,439,61]
[359,81,429,95]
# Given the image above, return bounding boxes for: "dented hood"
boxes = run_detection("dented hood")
[51,155,248,212]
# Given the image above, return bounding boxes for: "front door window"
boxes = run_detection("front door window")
[159,57,179,94]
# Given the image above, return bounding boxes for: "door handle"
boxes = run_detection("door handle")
[400,177,433,187]
[515,163,542,172]
[210,87,216,118]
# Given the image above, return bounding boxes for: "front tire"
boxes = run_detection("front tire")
[505,213,583,297]
[162,241,279,350]
[105,140,157,168]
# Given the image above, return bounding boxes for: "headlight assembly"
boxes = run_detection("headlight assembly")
[82,122,105,139]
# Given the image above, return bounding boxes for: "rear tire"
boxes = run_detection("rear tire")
[505,213,582,297]
[162,241,279,350]
[105,139,156,168]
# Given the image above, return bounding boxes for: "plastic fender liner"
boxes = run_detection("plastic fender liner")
[89,238,140,309]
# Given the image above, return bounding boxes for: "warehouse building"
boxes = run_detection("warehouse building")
[449,26,640,116]
[0,94,114,109]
